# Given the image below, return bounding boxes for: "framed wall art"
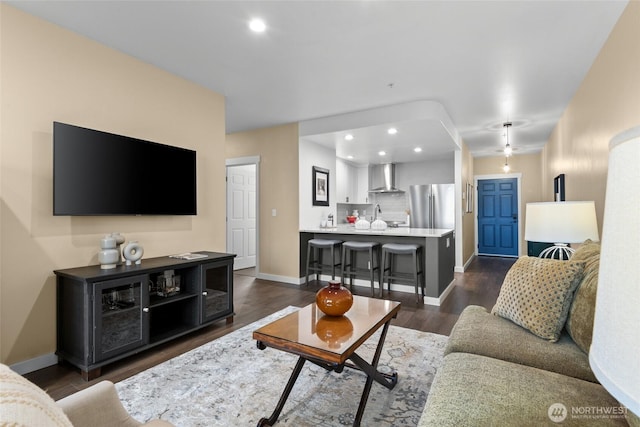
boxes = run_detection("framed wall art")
[312,166,329,206]
[554,174,565,201]
[466,182,474,213]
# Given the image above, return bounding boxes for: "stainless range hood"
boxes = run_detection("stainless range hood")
[368,163,404,193]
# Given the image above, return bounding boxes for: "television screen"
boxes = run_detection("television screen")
[53,122,197,215]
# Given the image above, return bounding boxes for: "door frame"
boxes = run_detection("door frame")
[226,156,260,273]
[474,173,523,257]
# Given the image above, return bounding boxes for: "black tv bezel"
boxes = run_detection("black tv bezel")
[53,121,197,216]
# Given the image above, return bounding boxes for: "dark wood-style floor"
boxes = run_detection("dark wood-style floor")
[26,255,515,401]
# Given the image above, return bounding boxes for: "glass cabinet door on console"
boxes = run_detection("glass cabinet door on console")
[93,274,148,362]
[201,261,233,324]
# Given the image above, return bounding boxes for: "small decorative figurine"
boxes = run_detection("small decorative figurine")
[123,241,144,266]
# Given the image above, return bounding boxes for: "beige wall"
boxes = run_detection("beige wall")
[225,124,300,281]
[474,153,543,255]
[0,5,226,365]
[542,1,640,237]
[460,142,475,267]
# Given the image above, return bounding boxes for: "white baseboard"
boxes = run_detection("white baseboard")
[256,272,302,285]
[10,353,58,375]
[313,275,454,307]
[465,254,476,270]
[423,278,456,306]
[457,254,476,272]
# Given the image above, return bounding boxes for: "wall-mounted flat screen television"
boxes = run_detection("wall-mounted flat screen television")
[53,121,197,215]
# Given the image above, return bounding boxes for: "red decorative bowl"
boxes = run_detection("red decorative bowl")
[346,216,357,224]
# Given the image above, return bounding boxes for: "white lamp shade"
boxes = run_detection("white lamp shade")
[525,201,599,243]
[589,126,640,416]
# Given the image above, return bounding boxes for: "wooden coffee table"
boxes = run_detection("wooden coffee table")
[253,295,401,427]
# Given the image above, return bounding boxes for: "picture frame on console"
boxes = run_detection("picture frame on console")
[312,166,329,206]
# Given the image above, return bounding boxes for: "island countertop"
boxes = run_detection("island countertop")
[299,225,453,238]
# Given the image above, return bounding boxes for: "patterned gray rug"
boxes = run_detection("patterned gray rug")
[116,306,448,426]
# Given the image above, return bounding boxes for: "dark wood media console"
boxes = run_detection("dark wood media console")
[54,251,235,380]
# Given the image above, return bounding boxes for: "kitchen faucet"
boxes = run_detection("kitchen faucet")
[374,204,382,220]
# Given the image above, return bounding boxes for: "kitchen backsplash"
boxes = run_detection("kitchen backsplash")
[336,203,373,223]
[337,192,409,224]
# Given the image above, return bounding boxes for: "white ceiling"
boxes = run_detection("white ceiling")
[9,1,628,162]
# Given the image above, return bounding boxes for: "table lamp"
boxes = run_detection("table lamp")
[524,201,599,259]
[590,126,640,419]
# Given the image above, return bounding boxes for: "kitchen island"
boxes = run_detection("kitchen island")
[300,226,455,305]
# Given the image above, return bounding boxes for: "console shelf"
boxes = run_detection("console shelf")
[54,251,235,380]
[149,292,198,308]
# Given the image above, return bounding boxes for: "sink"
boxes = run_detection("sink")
[385,221,404,228]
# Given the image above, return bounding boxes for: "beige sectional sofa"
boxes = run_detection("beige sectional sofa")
[420,241,638,426]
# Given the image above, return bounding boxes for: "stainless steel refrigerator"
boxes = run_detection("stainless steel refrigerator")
[409,184,455,229]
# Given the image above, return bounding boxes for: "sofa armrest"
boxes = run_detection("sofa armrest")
[56,380,163,427]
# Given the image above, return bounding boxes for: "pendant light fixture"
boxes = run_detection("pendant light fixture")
[502,122,512,173]
[503,157,510,173]
[503,122,513,156]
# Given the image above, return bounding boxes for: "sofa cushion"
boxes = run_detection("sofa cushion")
[491,256,584,342]
[0,363,73,427]
[446,305,597,382]
[419,352,630,427]
[56,379,175,427]
[566,239,600,353]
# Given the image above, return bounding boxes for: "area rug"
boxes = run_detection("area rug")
[115,306,448,426]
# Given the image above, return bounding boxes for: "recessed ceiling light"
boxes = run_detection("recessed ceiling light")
[378,151,386,156]
[249,18,266,33]
[347,155,354,159]
[387,128,398,135]
[345,134,354,141]
[414,147,423,153]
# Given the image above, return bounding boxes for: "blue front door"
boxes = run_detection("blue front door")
[477,178,518,257]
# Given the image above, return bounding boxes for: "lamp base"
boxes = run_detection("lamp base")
[539,243,575,260]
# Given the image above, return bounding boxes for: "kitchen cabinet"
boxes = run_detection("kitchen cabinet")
[336,158,356,203]
[356,165,369,203]
[336,158,369,203]
[54,251,234,380]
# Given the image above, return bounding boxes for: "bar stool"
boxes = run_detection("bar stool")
[341,241,381,297]
[381,243,424,302]
[305,239,343,286]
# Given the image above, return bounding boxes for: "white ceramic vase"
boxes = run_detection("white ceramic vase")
[111,232,125,265]
[99,235,119,269]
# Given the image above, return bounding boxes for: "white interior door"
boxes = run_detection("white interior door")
[226,164,257,270]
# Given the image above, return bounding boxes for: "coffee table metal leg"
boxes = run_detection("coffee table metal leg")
[257,356,306,427]
[349,319,396,426]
